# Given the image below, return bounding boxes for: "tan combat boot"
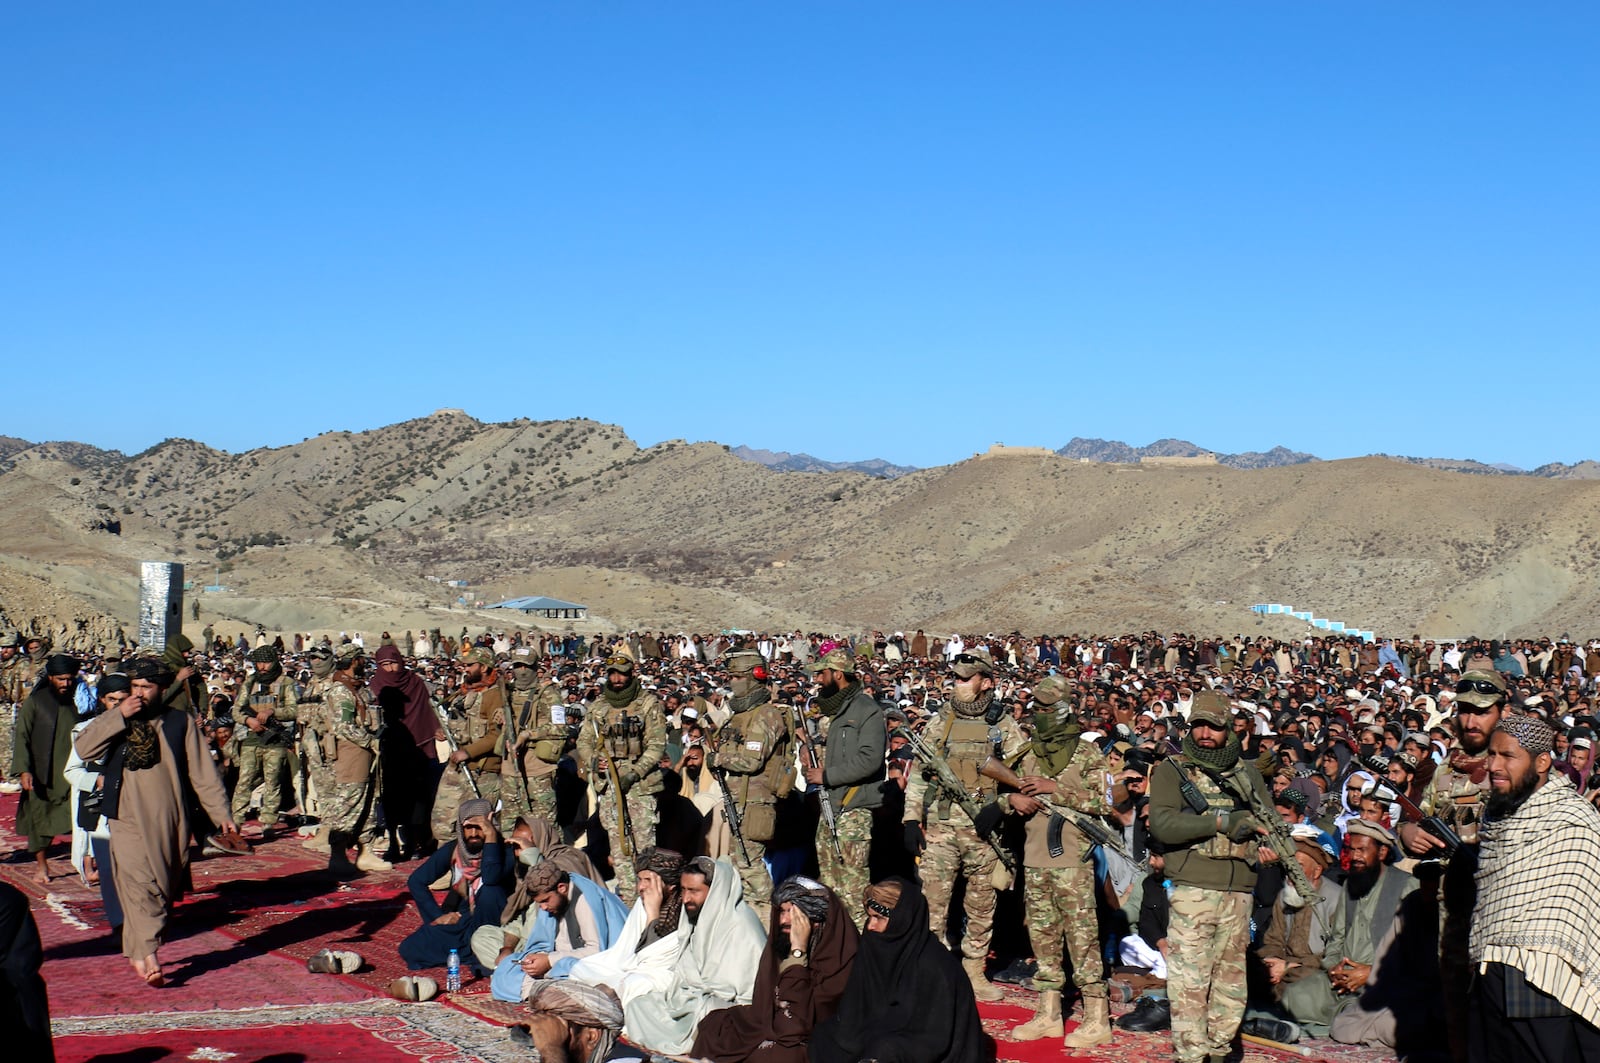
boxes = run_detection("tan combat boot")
[355,842,393,872]
[1063,992,1114,1048]
[963,957,1003,1002]
[1011,990,1063,1040]
[301,826,330,853]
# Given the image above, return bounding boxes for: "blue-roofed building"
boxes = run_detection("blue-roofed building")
[485,595,588,620]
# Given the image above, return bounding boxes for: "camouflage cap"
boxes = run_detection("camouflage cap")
[807,648,856,675]
[604,653,636,674]
[724,651,763,676]
[950,648,995,679]
[458,646,493,668]
[1455,669,1507,709]
[0,632,19,649]
[1187,689,1233,728]
[1032,675,1071,707]
[248,645,280,664]
[333,642,362,664]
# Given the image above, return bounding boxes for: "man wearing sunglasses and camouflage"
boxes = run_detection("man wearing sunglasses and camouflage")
[1395,667,1506,1063]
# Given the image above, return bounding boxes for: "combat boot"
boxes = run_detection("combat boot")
[1063,993,1114,1048]
[327,831,361,878]
[1011,990,1063,1040]
[963,957,1003,1002]
[355,842,393,872]
[301,826,331,853]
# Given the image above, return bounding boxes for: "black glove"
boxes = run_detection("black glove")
[972,801,1004,839]
[1225,810,1264,843]
[903,821,926,856]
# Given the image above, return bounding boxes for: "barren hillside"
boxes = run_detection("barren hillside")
[2,411,1597,639]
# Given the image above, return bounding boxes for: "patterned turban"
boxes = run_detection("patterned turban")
[1496,712,1556,758]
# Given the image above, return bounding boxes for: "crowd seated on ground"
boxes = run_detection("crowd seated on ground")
[11,620,1600,1061]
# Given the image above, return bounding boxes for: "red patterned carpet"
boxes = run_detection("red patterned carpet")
[2,792,1390,1062]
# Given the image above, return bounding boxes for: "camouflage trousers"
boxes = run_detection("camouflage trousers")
[731,837,773,927]
[324,780,378,841]
[232,743,291,826]
[817,806,875,930]
[305,760,336,820]
[431,762,502,845]
[1025,862,1104,996]
[596,784,658,904]
[496,767,559,834]
[921,818,999,961]
[1167,885,1251,1063]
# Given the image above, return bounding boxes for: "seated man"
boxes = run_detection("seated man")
[568,847,691,1006]
[691,875,860,1063]
[622,856,766,1056]
[1327,821,1433,1051]
[809,877,988,1063]
[398,800,513,973]
[1252,825,1343,1037]
[486,861,628,1001]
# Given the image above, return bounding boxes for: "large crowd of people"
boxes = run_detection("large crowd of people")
[4,622,1600,1062]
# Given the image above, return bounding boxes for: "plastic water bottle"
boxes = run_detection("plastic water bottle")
[446,948,461,993]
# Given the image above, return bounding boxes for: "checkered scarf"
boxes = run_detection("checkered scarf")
[1471,773,1600,1026]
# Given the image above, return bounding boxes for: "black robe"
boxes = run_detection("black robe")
[808,877,991,1063]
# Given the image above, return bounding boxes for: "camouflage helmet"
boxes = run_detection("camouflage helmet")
[950,648,995,679]
[1032,675,1072,707]
[724,651,763,676]
[0,632,19,649]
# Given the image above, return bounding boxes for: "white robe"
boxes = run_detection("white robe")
[622,859,765,1054]
[568,897,689,1006]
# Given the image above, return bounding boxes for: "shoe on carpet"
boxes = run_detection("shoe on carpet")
[991,957,1039,986]
[0,780,21,794]
[1241,1016,1302,1043]
[1116,995,1171,1032]
[389,976,439,1002]
[307,949,363,974]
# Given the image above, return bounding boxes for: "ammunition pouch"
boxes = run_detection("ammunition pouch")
[742,801,777,843]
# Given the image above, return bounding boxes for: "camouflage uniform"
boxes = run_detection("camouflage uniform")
[1147,701,1267,1063]
[1014,739,1114,1002]
[324,669,381,840]
[807,650,886,929]
[232,654,299,828]
[431,657,506,844]
[905,699,1028,966]
[706,652,793,924]
[298,673,339,820]
[496,675,567,831]
[575,663,667,901]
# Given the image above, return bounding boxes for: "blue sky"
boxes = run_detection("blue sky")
[4,4,1597,469]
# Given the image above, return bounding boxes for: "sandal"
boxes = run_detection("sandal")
[388,976,439,1002]
[307,949,364,974]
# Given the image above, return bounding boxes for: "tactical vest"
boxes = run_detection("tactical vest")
[717,708,791,805]
[1428,762,1488,845]
[1164,755,1254,861]
[240,678,294,746]
[602,708,646,760]
[505,684,566,775]
[930,710,1000,822]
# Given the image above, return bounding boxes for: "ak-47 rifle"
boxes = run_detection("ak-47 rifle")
[792,699,843,862]
[432,697,482,800]
[894,727,1015,873]
[1361,757,1461,858]
[590,712,637,865]
[977,754,1148,872]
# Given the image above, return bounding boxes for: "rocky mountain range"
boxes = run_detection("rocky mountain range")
[2,411,1598,640]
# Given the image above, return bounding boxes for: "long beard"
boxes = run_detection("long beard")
[1346,864,1381,900]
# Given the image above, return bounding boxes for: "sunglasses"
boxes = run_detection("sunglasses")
[1455,679,1504,697]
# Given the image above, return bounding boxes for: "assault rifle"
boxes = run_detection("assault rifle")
[1214,761,1327,932]
[432,697,482,800]
[977,755,1148,873]
[1360,758,1461,859]
[792,700,843,862]
[590,713,637,865]
[710,762,753,866]
[893,728,1015,873]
